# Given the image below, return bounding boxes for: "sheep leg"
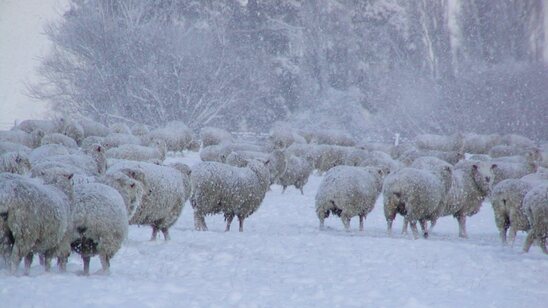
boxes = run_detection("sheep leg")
[523,231,535,253]
[24,253,33,275]
[9,244,23,274]
[409,221,420,240]
[457,214,468,238]
[429,218,437,233]
[282,186,287,194]
[161,228,170,241]
[99,254,110,273]
[57,256,68,272]
[341,215,351,232]
[82,256,91,275]
[508,227,517,247]
[39,254,45,266]
[194,211,208,231]
[238,215,245,232]
[540,237,548,255]
[225,214,234,232]
[318,211,326,231]
[386,219,393,236]
[359,214,365,232]
[43,255,52,272]
[401,219,409,235]
[150,226,159,241]
[419,219,429,239]
[299,187,304,195]
[494,213,509,244]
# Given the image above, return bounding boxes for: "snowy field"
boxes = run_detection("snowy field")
[1,151,547,307]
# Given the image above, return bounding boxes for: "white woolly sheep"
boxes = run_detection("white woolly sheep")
[78,118,111,138]
[146,121,192,152]
[0,129,45,148]
[0,152,31,175]
[317,145,352,173]
[442,160,497,238]
[106,139,167,162]
[68,182,129,274]
[225,152,249,167]
[491,156,538,186]
[491,179,534,245]
[501,134,536,149]
[0,173,70,274]
[462,133,501,154]
[131,123,150,136]
[488,145,539,158]
[310,130,356,147]
[109,122,132,134]
[32,143,106,176]
[414,133,464,152]
[382,167,445,239]
[102,133,142,150]
[286,143,323,170]
[223,149,286,185]
[316,166,383,231]
[29,144,70,164]
[191,160,270,232]
[81,136,104,150]
[200,127,233,148]
[277,154,313,194]
[358,150,403,175]
[108,161,190,240]
[41,133,78,148]
[15,119,59,134]
[200,143,233,163]
[0,141,31,155]
[62,120,85,145]
[399,148,464,165]
[522,184,548,254]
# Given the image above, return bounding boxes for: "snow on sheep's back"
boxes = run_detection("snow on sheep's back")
[0,0,69,130]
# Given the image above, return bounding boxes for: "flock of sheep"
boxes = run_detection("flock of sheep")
[0,118,547,276]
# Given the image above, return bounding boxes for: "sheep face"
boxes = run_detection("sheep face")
[472,163,497,194]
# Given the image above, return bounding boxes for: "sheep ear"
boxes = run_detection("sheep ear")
[264,159,270,166]
[15,155,21,164]
[96,145,102,152]
[472,164,478,171]
[377,169,383,176]
[66,173,74,180]
[491,164,497,170]
[130,182,135,188]
[444,166,452,172]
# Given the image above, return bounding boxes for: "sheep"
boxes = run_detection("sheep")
[522,184,548,254]
[309,129,356,146]
[316,166,383,232]
[490,156,538,185]
[223,149,286,184]
[317,145,351,173]
[200,143,232,163]
[200,127,233,147]
[109,122,132,134]
[62,120,85,145]
[99,171,145,221]
[382,168,445,239]
[32,143,106,176]
[277,154,313,194]
[0,141,31,155]
[102,133,142,150]
[501,134,536,149]
[520,170,548,185]
[0,173,70,274]
[29,144,70,163]
[399,148,464,165]
[131,123,150,136]
[106,139,167,162]
[0,129,44,148]
[356,142,393,155]
[462,133,501,154]
[286,143,323,170]
[108,161,190,240]
[40,133,78,148]
[78,118,111,138]
[414,133,464,152]
[488,145,538,158]
[190,160,270,232]
[187,138,201,152]
[442,160,497,238]
[0,152,31,175]
[490,179,534,245]
[15,119,59,134]
[81,136,104,150]
[344,148,369,167]
[266,124,300,150]
[146,121,192,152]
[357,150,403,175]
[225,152,249,167]
[67,182,129,275]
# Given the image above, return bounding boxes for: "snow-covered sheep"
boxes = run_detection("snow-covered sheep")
[414,133,464,152]
[146,121,192,152]
[344,148,369,167]
[488,145,539,158]
[78,118,111,138]
[102,133,142,150]
[442,160,497,238]
[109,122,132,134]
[462,133,501,154]
[223,149,286,184]
[520,170,548,185]
[266,125,302,150]
[382,168,445,239]
[40,133,78,148]
[108,161,189,240]
[316,166,383,231]
[131,123,150,137]
[100,171,145,220]
[490,156,538,185]
[15,119,59,134]
[491,179,534,245]
[29,144,70,163]
[67,182,129,274]
[317,145,351,173]
[356,142,393,155]
[522,184,548,254]
[0,141,31,155]
[0,129,45,148]
[277,155,313,194]
[32,143,106,176]
[309,129,356,147]
[410,157,453,195]
[0,152,31,175]
[106,139,167,163]
[286,143,323,170]
[225,152,248,167]
[200,127,233,148]
[62,121,84,145]
[501,134,536,149]
[0,173,70,274]
[390,142,416,160]
[191,160,270,232]
[80,136,104,150]
[200,143,232,163]
[399,148,464,165]
[358,150,403,175]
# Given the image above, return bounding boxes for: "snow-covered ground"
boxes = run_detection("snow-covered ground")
[0,0,68,130]
[1,151,547,307]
